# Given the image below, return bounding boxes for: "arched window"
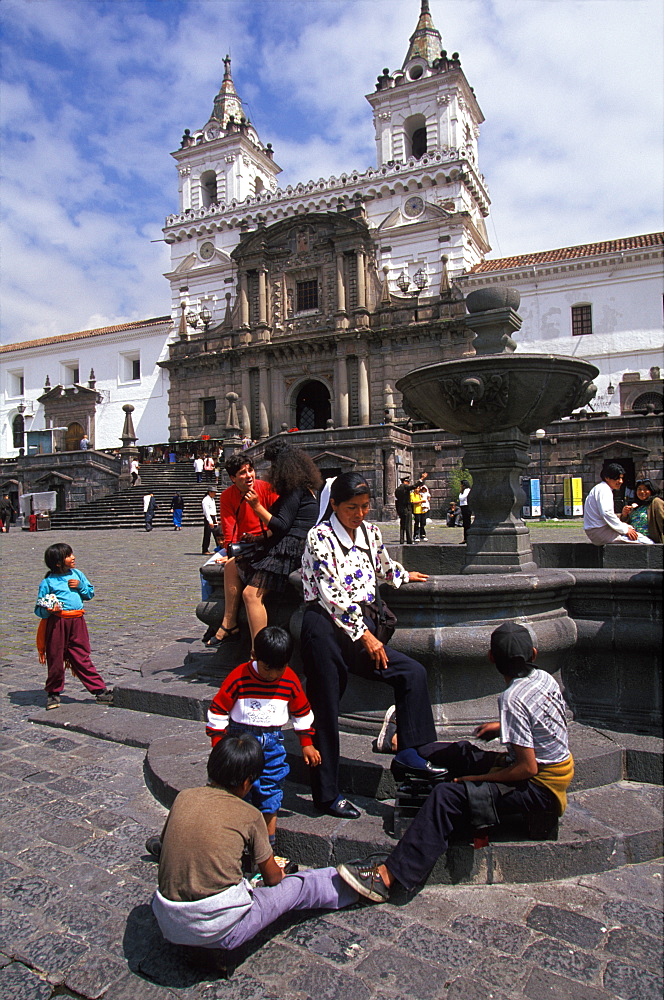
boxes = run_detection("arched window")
[12,414,24,449]
[405,114,427,160]
[201,170,218,208]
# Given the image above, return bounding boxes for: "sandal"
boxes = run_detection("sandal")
[206,625,241,647]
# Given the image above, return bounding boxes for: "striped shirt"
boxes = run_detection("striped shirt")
[499,668,569,765]
[206,660,314,747]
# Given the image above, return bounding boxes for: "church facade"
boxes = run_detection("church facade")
[160,1,662,451]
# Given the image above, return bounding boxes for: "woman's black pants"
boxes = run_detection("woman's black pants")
[301,604,437,807]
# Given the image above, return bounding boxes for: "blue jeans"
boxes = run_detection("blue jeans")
[228,724,289,814]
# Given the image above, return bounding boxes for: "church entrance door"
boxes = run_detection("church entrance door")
[295,380,331,430]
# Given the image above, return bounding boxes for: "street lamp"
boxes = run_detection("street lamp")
[396,267,428,320]
[535,428,546,521]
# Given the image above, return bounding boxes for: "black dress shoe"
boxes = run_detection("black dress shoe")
[391,759,449,783]
[316,797,361,819]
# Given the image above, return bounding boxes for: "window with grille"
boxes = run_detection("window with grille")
[296,279,318,312]
[571,304,592,336]
[202,398,217,425]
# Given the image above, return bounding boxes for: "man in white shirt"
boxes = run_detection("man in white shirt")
[201,488,219,555]
[583,462,653,545]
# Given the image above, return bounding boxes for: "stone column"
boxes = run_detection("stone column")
[335,253,349,330]
[336,354,349,427]
[354,250,370,328]
[258,366,270,439]
[270,367,284,429]
[239,272,250,329]
[358,354,370,426]
[240,369,251,438]
[256,267,270,342]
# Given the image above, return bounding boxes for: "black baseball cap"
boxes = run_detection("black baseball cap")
[490,622,535,669]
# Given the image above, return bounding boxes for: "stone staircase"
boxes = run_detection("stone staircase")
[50,462,217,530]
[29,635,664,887]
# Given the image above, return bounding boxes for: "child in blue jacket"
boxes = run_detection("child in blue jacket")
[35,543,113,710]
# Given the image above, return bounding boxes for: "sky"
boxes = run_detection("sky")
[1,0,662,345]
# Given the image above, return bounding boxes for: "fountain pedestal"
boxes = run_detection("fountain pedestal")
[461,427,536,573]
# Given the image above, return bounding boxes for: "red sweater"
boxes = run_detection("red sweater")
[219,480,279,548]
[206,660,315,747]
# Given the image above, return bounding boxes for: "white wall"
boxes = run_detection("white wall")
[0,319,174,457]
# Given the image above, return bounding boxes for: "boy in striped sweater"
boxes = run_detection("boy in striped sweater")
[206,626,320,847]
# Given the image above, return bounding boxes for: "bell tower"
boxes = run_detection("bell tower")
[366,0,490,268]
[171,55,281,214]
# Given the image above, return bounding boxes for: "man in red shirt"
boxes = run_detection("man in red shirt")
[219,456,279,549]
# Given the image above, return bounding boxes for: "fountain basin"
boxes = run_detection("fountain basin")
[396,353,598,435]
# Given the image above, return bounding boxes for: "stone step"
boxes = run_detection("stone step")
[27,704,664,886]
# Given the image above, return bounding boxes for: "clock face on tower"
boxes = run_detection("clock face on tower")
[403,195,425,219]
[204,122,222,141]
[200,241,215,261]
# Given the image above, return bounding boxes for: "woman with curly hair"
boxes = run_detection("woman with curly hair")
[209,443,322,646]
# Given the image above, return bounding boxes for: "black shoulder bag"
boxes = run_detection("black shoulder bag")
[359,523,397,644]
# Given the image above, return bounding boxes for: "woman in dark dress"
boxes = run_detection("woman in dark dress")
[209,445,322,646]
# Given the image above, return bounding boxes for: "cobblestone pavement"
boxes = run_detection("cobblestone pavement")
[1,526,662,1000]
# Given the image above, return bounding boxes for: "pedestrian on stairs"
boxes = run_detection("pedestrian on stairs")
[144,493,157,531]
[171,493,185,531]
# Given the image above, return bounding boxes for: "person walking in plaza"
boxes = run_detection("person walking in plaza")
[0,494,16,532]
[150,736,358,954]
[584,462,653,545]
[300,471,435,818]
[171,493,185,531]
[35,543,113,711]
[204,455,216,483]
[394,476,413,545]
[194,456,204,483]
[620,478,663,544]
[201,487,219,555]
[337,622,573,903]
[459,479,472,544]
[143,492,157,531]
[206,626,320,848]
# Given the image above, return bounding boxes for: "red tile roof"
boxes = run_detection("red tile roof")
[0,316,172,354]
[468,233,664,273]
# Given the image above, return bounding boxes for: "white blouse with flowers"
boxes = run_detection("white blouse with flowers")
[301,514,407,642]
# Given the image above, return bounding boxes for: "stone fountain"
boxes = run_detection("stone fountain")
[359,286,601,731]
[397,287,598,575]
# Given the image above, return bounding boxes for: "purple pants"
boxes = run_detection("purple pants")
[44,615,107,695]
[217,868,357,950]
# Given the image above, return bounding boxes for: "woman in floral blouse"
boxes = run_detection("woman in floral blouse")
[300,472,437,818]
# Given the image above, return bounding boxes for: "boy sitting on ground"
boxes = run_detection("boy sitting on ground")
[151,735,357,951]
[338,621,574,902]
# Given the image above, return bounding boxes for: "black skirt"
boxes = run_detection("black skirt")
[236,533,306,593]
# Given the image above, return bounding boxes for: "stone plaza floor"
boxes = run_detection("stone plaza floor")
[0,523,662,1000]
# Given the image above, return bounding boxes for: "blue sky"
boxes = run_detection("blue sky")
[1,0,662,344]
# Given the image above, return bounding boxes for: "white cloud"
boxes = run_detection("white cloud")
[0,0,662,344]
